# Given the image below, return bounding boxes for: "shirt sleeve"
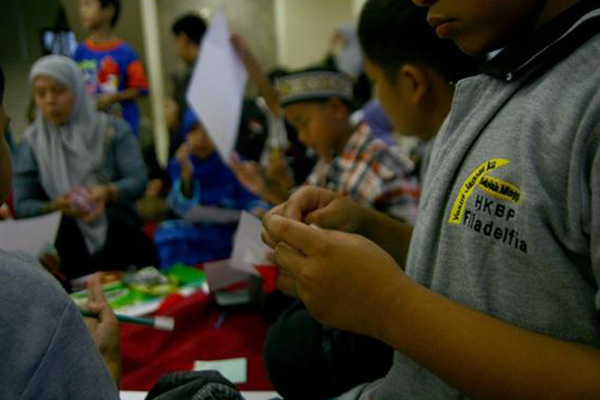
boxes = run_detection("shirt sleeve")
[124,46,148,94]
[12,141,51,218]
[167,177,200,217]
[588,120,600,310]
[20,301,119,400]
[371,153,420,224]
[351,146,420,224]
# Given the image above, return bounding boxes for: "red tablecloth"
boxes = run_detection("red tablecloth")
[120,289,274,391]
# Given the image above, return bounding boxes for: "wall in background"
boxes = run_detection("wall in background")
[1,0,363,146]
[156,0,277,89]
[0,0,65,138]
[274,0,355,69]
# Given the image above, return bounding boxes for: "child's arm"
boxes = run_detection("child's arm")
[97,89,144,110]
[231,34,281,118]
[263,215,600,400]
[230,153,290,205]
[173,143,195,198]
[97,53,148,110]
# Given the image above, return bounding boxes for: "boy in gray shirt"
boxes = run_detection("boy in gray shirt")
[262,0,600,399]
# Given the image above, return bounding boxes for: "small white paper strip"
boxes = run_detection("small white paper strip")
[193,357,247,384]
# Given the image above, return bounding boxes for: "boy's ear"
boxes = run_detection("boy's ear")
[399,64,430,106]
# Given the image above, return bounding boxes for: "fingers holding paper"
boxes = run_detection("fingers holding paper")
[262,213,405,338]
[265,186,367,233]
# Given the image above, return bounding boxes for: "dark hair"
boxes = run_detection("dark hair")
[172,14,207,45]
[0,64,4,105]
[358,0,481,83]
[99,0,121,27]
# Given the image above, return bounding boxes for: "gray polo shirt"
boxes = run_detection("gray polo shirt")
[0,250,119,399]
[342,2,600,399]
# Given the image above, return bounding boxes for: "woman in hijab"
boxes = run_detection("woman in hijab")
[13,55,157,281]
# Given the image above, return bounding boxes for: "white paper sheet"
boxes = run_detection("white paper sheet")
[184,205,241,224]
[229,212,270,276]
[186,9,248,161]
[0,212,60,257]
[204,259,250,292]
[194,357,247,384]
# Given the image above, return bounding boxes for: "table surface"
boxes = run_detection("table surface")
[119,289,274,391]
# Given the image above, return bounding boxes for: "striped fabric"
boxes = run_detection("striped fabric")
[306,124,420,224]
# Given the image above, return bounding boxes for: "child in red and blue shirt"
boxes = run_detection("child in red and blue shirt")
[73,0,148,135]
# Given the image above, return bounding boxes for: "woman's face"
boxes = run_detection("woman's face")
[33,76,75,126]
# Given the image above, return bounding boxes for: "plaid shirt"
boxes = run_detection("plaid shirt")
[306,124,420,223]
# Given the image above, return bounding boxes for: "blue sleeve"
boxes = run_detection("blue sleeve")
[109,119,148,203]
[166,158,199,215]
[12,141,51,218]
[167,177,200,217]
[72,42,85,62]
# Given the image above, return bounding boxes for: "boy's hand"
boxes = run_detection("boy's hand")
[263,214,405,338]
[96,93,117,110]
[267,151,293,190]
[175,143,194,173]
[82,274,121,386]
[262,186,367,248]
[230,153,267,195]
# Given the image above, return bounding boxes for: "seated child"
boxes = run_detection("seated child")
[233,68,420,224]
[154,109,264,267]
[263,1,483,399]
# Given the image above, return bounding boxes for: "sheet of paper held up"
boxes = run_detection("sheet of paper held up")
[0,212,60,257]
[229,211,270,276]
[184,205,241,224]
[194,357,247,384]
[186,9,248,161]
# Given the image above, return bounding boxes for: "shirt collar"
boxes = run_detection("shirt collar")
[482,0,600,82]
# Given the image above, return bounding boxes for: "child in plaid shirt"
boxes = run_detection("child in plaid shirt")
[233,68,420,224]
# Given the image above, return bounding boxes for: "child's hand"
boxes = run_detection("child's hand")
[263,213,405,339]
[175,143,194,172]
[230,153,267,195]
[261,186,368,248]
[82,274,121,385]
[144,179,165,198]
[267,151,293,190]
[96,93,117,111]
